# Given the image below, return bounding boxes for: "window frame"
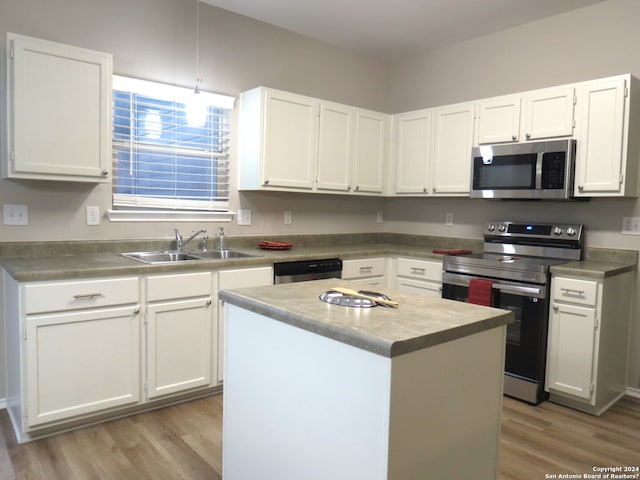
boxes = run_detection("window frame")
[110,75,235,219]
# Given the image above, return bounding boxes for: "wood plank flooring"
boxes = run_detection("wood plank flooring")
[1,393,639,480]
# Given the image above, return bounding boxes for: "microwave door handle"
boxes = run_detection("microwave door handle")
[493,283,542,296]
[535,152,543,189]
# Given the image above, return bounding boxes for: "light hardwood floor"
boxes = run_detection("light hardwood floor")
[1,394,639,480]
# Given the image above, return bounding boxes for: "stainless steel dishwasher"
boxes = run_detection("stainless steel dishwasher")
[273,258,343,284]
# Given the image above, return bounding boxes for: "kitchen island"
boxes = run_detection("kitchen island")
[219,278,513,480]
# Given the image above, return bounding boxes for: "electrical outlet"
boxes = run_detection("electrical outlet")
[237,209,252,226]
[376,211,384,224]
[284,210,292,225]
[3,204,29,225]
[445,212,454,226]
[86,206,101,226]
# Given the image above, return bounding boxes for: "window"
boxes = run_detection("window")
[112,76,234,212]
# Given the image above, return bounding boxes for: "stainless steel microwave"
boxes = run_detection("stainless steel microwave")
[470,139,576,200]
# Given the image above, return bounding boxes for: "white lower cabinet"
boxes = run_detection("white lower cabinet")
[546,271,633,415]
[393,257,443,297]
[341,257,387,287]
[5,274,141,441]
[216,266,273,383]
[145,272,213,399]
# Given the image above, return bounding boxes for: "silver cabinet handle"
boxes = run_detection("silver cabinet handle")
[206,300,212,306]
[560,288,585,296]
[133,307,140,315]
[359,266,373,272]
[410,267,426,274]
[511,135,517,141]
[578,185,584,190]
[553,304,559,311]
[73,293,104,300]
[101,170,109,176]
[525,133,531,139]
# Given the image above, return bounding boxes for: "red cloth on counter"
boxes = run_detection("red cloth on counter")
[468,278,493,307]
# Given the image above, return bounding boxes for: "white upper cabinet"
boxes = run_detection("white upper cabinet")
[574,75,640,197]
[352,109,388,194]
[476,86,575,145]
[476,94,521,144]
[394,109,431,194]
[240,88,318,191]
[316,102,353,192]
[239,86,388,195]
[522,86,575,140]
[393,102,473,196]
[3,33,112,182]
[431,103,475,194]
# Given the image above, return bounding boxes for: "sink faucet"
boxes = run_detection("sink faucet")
[216,227,226,250]
[174,228,207,251]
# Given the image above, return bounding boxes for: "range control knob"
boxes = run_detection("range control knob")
[553,226,563,236]
[487,224,496,232]
[498,224,507,232]
[566,227,577,236]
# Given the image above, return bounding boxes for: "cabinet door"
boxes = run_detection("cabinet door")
[217,267,273,383]
[6,33,112,182]
[146,297,212,399]
[431,103,475,194]
[574,78,626,196]
[262,90,318,189]
[317,102,353,192]
[26,306,140,427]
[477,95,521,144]
[394,110,431,194]
[522,86,575,140]
[352,109,387,194]
[546,303,597,401]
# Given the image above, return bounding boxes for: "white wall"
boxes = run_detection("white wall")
[384,0,640,391]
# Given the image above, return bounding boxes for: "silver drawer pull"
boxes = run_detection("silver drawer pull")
[560,288,585,296]
[410,267,426,274]
[359,266,373,272]
[73,293,104,300]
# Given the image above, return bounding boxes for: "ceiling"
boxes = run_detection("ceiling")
[201,0,606,61]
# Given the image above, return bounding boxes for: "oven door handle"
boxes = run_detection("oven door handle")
[492,283,542,296]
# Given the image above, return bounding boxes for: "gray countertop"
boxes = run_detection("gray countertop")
[0,235,636,282]
[219,278,513,358]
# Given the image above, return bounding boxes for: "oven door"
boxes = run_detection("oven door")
[442,272,549,382]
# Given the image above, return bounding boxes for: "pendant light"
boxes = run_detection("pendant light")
[187,0,207,126]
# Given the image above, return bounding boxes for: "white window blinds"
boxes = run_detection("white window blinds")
[112,75,234,211]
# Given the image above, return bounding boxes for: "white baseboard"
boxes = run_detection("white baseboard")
[626,387,640,399]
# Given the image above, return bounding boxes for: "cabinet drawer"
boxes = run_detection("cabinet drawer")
[24,277,139,314]
[395,277,442,297]
[396,257,442,282]
[552,277,598,306]
[146,272,212,302]
[342,258,385,279]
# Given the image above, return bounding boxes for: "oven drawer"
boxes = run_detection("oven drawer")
[552,277,598,307]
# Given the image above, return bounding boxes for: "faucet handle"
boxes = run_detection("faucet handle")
[200,235,208,251]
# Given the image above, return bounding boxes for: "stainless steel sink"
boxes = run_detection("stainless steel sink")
[122,251,202,264]
[122,249,260,264]
[190,249,260,259]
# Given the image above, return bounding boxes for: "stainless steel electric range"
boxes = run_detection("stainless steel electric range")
[441,221,584,404]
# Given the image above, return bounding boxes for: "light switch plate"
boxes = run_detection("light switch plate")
[86,206,101,226]
[284,210,292,225]
[237,209,252,226]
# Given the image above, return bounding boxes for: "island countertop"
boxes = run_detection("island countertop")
[219,278,513,358]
